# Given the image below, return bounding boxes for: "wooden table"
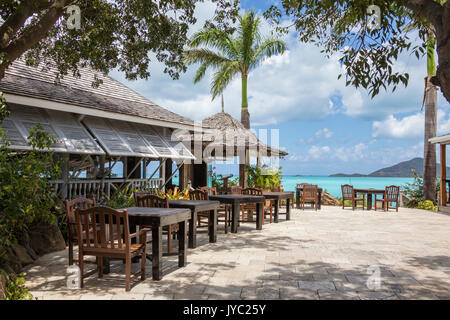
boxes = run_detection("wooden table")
[354,188,385,210]
[209,194,265,233]
[126,207,191,280]
[296,187,323,209]
[262,191,294,222]
[169,199,220,249]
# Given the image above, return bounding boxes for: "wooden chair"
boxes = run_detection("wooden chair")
[301,184,319,211]
[230,185,242,194]
[341,185,365,210]
[241,187,273,224]
[189,189,213,230]
[75,206,148,291]
[200,186,231,233]
[375,186,400,212]
[64,197,96,265]
[134,193,179,253]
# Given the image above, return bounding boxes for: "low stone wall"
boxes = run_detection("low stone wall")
[0,220,66,299]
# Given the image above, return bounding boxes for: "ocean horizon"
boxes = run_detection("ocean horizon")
[169,175,415,198]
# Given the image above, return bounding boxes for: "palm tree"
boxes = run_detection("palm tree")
[184,10,286,186]
[405,8,442,202]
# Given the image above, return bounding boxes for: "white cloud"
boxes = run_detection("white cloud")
[307,145,331,159]
[372,109,450,139]
[315,128,333,139]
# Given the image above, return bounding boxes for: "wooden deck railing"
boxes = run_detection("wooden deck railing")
[50,178,164,200]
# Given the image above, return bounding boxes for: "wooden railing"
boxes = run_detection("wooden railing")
[50,178,164,200]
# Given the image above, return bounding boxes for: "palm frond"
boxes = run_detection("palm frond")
[251,37,287,69]
[189,29,239,60]
[210,61,240,100]
[238,10,262,69]
[184,49,233,83]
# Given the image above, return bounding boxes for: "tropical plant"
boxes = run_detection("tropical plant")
[5,272,32,300]
[403,169,440,207]
[184,10,287,128]
[156,186,190,200]
[0,122,61,250]
[247,165,282,190]
[417,200,438,211]
[101,185,137,209]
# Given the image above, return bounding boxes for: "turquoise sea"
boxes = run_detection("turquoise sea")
[170,175,414,198]
[280,176,414,198]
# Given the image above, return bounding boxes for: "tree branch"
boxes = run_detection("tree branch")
[404,0,445,33]
[0,0,76,77]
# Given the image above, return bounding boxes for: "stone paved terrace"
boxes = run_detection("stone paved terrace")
[24,206,450,300]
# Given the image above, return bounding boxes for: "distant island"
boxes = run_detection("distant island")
[329,157,450,178]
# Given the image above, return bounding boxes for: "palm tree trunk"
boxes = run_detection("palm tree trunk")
[423,35,437,202]
[240,74,250,187]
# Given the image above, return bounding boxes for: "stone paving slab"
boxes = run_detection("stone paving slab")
[23,206,450,300]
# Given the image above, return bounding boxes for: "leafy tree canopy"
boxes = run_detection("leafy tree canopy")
[0,0,239,85]
[264,0,450,102]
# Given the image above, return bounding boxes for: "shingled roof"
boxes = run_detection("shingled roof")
[0,59,194,127]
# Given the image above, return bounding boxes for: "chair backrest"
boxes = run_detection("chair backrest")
[189,189,209,200]
[242,187,263,196]
[135,194,169,208]
[75,206,130,251]
[200,186,217,196]
[303,184,318,200]
[385,185,400,202]
[296,183,310,189]
[64,197,96,240]
[341,185,354,200]
[230,186,242,194]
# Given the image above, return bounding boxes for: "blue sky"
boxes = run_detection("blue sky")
[111,0,449,176]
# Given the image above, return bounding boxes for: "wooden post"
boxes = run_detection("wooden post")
[440,144,446,206]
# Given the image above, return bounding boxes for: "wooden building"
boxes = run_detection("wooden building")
[429,134,450,213]
[0,59,197,200]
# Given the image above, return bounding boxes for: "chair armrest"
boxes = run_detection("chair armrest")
[129,228,151,239]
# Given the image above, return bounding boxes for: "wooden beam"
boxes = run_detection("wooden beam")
[440,144,446,206]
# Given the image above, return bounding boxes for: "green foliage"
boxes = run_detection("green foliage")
[402,169,440,204]
[210,168,238,191]
[417,200,438,212]
[101,185,137,209]
[0,1,239,83]
[0,100,61,251]
[263,0,439,98]
[156,186,190,200]
[184,10,286,101]
[5,272,32,300]
[247,165,282,190]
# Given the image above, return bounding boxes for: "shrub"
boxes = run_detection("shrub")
[247,165,282,190]
[417,200,438,212]
[5,273,32,300]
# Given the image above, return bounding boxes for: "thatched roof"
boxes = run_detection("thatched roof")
[179,112,288,158]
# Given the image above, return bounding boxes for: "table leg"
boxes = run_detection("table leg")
[102,258,110,274]
[209,209,217,243]
[188,211,197,249]
[367,193,373,210]
[152,226,162,280]
[231,203,239,233]
[256,203,263,230]
[286,198,291,220]
[318,192,322,210]
[296,189,300,209]
[178,220,187,268]
[274,199,279,223]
